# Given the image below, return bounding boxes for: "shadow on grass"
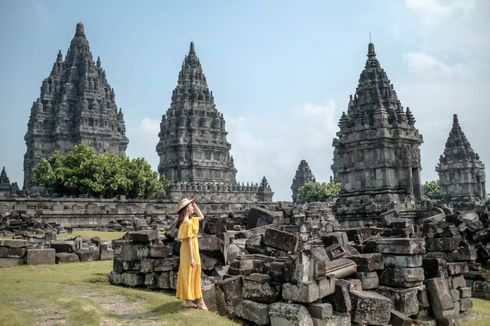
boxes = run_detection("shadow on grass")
[150,301,184,314]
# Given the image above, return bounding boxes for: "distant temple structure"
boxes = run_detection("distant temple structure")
[23,23,128,191]
[332,43,423,226]
[436,114,486,208]
[291,160,316,203]
[0,167,19,198]
[156,43,271,202]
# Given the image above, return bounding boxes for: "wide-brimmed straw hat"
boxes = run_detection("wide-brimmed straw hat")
[177,197,195,213]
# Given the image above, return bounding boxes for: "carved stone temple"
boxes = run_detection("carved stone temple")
[291,160,316,203]
[23,23,128,191]
[332,43,423,226]
[436,114,486,208]
[0,167,19,198]
[156,43,271,203]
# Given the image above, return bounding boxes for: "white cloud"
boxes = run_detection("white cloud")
[405,0,474,26]
[403,52,463,76]
[227,100,338,201]
[126,117,161,172]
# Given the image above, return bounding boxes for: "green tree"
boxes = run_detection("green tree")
[423,180,441,200]
[33,144,170,199]
[297,181,341,203]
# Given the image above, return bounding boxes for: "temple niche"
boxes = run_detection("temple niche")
[436,114,486,208]
[23,23,128,191]
[291,160,316,203]
[156,43,271,203]
[332,43,423,227]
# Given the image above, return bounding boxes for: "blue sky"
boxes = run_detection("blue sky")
[0,0,489,200]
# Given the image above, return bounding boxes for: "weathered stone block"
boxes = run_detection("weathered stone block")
[350,290,393,325]
[324,258,357,279]
[425,237,460,252]
[153,257,179,272]
[99,244,114,260]
[425,277,455,320]
[325,244,349,260]
[122,272,145,287]
[112,239,130,256]
[375,238,425,255]
[269,302,313,326]
[202,284,217,312]
[247,206,281,229]
[55,252,80,263]
[325,279,352,313]
[459,297,472,312]
[235,299,270,325]
[458,287,471,298]
[108,270,123,285]
[378,267,424,288]
[264,228,298,252]
[383,255,422,269]
[375,286,419,316]
[447,246,477,262]
[0,239,28,248]
[126,230,158,243]
[155,271,176,289]
[347,253,383,272]
[0,247,26,258]
[242,273,280,303]
[282,281,320,303]
[321,232,348,247]
[149,245,172,258]
[451,275,466,289]
[26,249,55,265]
[77,249,99,262]
[215,275,243,317]
[199,236,224,261]
[318,276,336,298]
[389,309,415,326]
[307,302,333,320]
[333,313,351,326]
[447,262,468,276]
[357,271,379,290]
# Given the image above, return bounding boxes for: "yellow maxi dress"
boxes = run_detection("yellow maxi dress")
[176,216,202,300]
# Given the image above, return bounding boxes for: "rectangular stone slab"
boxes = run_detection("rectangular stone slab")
[264,227,298,252]
[383,254,423,267]
[375,238,425,255]
[324,258,357,279]
[379,267,425,288]
[350,290,393,326]
[347,253,384,272]
[26,249,55,265]
[425,277,455,320]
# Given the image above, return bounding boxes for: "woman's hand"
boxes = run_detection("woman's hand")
[190,258,196,268]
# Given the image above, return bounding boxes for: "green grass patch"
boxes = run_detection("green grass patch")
[56,230,126,241]
[0,260,237,325]
[463,298,490,326]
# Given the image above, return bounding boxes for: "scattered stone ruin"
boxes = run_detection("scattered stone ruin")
[23,23,128,191]
[109,202,490,325]
[332,43,423,227]
[291,160,316,203]
[437,114,486,209]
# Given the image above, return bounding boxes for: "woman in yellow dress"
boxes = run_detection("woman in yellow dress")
[175,198,208,310]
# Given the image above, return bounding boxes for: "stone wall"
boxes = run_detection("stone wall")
[0,197,260,228]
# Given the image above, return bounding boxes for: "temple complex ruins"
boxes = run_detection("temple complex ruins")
[437,114,486,209]
[332,43,424,227]
[0,167,19,198]
[23,23,128,191]
[156,43,271,202]
[291,160,316,203]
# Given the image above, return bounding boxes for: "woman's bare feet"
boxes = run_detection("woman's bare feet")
[183,300,197,308]
[197,299,208,310]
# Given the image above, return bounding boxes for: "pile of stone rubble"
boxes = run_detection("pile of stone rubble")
[0,210,60,238]
[108,203,489,326]
[0,234,113,268]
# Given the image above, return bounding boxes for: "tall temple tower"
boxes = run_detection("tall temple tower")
[23,23,128,190]
[436,114,486,208]
[157,43,267,202]
[157,42,237,184]
[332,43,423,226]
[291,160,316,203]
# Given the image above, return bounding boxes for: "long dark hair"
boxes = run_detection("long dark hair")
[176,206,188,229]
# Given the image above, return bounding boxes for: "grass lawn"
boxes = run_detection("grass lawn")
[0,260,237,326]
[463,298,490,326]
[55,230,127,241]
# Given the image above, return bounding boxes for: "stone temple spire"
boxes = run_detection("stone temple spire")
[437,114,486,207]
[332,43,423,226]
[23,23,128,191]
[157,42,237,185]
[291,160,316,203]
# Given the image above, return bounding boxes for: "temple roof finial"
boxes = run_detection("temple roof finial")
[368,42,376,58]
[189,42,196,56]
[75,22,85,37]
[453,113,459,124]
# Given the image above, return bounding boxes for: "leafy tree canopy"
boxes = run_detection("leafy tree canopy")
[297,181,341,204]
[33,144,170,199]
[423,180,441,200]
